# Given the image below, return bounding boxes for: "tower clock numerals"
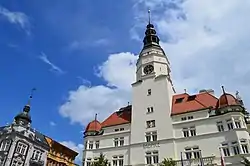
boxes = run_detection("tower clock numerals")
[143,65,154,75]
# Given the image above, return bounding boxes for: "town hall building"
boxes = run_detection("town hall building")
[82,16,250,166]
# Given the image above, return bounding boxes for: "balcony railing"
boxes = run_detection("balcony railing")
[29,158,44,166]
[174,156,216,166]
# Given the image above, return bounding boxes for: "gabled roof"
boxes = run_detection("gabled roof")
[171,92,218,115]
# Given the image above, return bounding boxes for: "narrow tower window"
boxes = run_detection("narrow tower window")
[147,89,152,96]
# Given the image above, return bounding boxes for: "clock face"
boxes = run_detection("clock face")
[143,65,154,75]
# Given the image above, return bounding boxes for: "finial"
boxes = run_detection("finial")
[221,86,225,94]
[184,89,187,93]
[128,102,130,106]
[95,113,97,121]
[236,91,242,100]
[27,88,36,106]
[148,9,151,24]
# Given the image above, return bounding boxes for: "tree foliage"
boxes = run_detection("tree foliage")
[160,158,176,166]
[91,153,109,166]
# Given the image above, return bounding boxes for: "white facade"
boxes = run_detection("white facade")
[83,23,250,166]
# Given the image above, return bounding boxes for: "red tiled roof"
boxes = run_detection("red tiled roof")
[171,92,218,115]
[101,105,131,127]
[216,93,238,109]
[85,120,102,133]
[85,91,240,131]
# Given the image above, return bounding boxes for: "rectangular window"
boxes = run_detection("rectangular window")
[152,151,159,163]
[145,133,151,142]
[95,141,99,149]
[0,140,11,151]
[119,137,124,146]
[241,140,249,154]
[114,138,119,147]
[190,126,196,136]
[118,156,124,166]
[227,119,234,130]
[192,147,200,159]
[113,156,117,166]
[148,89,152,96]
[183,128,189,137]
[114,138,124,147]
[221,144,230,157]
[181,117,187,121]
[113,156,123,166]
[188,116,193,120]
[114,129,119,132]
[88,141,93,149]
[232,141,240,155]
[16,142,27,155]
[147,107,154,113]
[222,148,230,156]
[120,128,124,131]
[217,121,224,132]
[185,148,192,159]
[87,159,91,166]
[146,120,155,128]
[145,152,152,164]
[152,131,157,141]
[145,131,157,142]
[235,120,241,128]
[145,151,159,164]
[32,149,42,161]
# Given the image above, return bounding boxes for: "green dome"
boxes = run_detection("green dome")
[14,105,32,123]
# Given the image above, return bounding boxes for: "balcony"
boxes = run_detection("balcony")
[29,158,44,166]
[174,156,216,166]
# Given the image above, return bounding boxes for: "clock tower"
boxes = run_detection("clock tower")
[129,11,176,165]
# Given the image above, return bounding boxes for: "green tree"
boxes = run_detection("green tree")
[91,153,109,166]
[160,158,176,166]
[242,156,250,166]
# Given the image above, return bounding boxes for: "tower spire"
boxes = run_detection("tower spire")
[148,9,151,24]
[143,10,160,49]
[14,88,36,126]
[27,88,36,106]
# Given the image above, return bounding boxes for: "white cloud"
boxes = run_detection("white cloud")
[49,121,56,126]
[69,38,110,51]
[0,6,31,35]
[60,141,83,165]
[132,0,250,108]
[59,0,250,127]
[59,52,137,125]
[39,52,65,75]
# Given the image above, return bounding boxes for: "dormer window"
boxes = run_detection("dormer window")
[175,98,184,103]
[187,95,196,101]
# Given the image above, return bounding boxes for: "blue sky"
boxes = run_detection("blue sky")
[0,0,139,144]
[1,0,250,164]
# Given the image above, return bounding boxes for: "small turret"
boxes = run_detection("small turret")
[14,88,36,127]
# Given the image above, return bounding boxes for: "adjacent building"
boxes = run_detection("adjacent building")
[45,136,79,166]
[0,96,50,166]
[0,93,79,166]
[82,19,250,165]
